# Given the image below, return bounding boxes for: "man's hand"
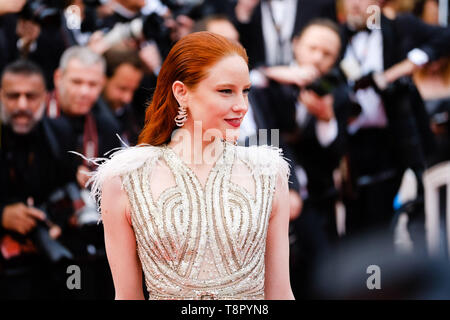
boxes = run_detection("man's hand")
[0,0,27,15]
[16,18,41,50]
[235,0,260,23]
[48,224,62,239]
[1,203,46,235]
[139,42,162,74]
[96,0,115,19]
[299,90,335,122]
[264,65,320,88]
[383,59,419,84]
[77,165,91,188]
[88,30,110,55]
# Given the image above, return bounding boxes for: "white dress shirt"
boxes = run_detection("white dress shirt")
[343,29,388,134]
[261,0,297,66]
[295,101,338,148]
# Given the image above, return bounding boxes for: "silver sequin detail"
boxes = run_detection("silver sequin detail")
[119,142,283,300]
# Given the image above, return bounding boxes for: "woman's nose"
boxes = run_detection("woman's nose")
[232,95,248,114]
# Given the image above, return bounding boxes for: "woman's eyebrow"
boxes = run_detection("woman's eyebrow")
[215,83,252,88]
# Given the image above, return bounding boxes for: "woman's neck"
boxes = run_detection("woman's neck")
[167,128,225,168]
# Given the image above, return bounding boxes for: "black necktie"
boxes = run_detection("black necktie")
[346,25,373,38]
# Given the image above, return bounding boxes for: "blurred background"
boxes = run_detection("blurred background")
[1,0,450,300]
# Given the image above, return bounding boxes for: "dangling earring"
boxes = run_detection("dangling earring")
[174,104,187,127]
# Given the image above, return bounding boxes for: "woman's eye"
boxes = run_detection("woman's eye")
[219,89,232,94]
[243,88,251,94]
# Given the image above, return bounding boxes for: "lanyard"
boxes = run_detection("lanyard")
[266,0,288,65]
[348,31,373,72]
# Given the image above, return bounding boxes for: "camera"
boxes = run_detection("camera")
[30,218,73,263]
[305,68,342,97]
[98,12,171,50]
[162,0,205,20]
[65,183,100,226]
[26,194,74,263]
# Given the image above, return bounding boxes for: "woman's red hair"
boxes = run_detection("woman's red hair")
[138,31,248,146]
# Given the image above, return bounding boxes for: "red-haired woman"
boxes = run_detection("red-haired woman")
[90,32,294,300]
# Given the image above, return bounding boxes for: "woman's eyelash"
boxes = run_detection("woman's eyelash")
[219,88,251,94]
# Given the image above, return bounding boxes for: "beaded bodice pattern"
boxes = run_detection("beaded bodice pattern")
[91,142,289,300]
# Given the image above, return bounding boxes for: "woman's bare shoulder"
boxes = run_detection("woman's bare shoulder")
[101,175,132,224]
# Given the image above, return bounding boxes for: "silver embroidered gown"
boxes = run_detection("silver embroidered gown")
[91,141,290,300]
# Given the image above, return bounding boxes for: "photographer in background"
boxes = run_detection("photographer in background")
[11,0,69,89]
[101,46,144,145]
[46,46,119,299]
[48,46,120,179]
[232,0,337,69]
[412,1,450,166]
[337,0,450,238]
[0,60,74,299]
[0,0,28,76]
[261,19,352,299]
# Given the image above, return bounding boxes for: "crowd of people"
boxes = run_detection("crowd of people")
[1,0,450,299]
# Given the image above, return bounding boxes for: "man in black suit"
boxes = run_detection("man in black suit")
[48,46,121,184]
[46,46,119,299]
[0,1,68,90]
[99,0,146,29]
[232,0,337,68]
[0,60,75,299]
[239,86,304,221]
[101,47,144,146]
[264,19,353,298]
[338,0,450,237]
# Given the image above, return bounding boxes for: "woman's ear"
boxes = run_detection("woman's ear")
[172,81,188,107]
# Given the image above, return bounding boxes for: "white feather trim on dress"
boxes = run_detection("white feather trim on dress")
[73,144,163,212]
[234,144,291,183]
[73,142,290,218]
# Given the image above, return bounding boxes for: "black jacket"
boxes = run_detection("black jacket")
[340,14,450,70]
[98,96,143,146]
[273,81,351,202]
[52,102,123,171]
[242,87,301,193]
[0,118,76,238]
[0,14,70,90]
[339,14,447,171]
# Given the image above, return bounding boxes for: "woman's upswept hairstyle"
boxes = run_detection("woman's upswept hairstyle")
[138,31,248,146]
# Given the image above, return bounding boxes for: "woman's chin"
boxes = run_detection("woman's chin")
[222,128,240,141]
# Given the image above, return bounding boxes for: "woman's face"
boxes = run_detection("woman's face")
[181,54,251,142]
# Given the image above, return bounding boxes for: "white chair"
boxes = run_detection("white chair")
[393,168,417,254]
[423,161,450,258]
